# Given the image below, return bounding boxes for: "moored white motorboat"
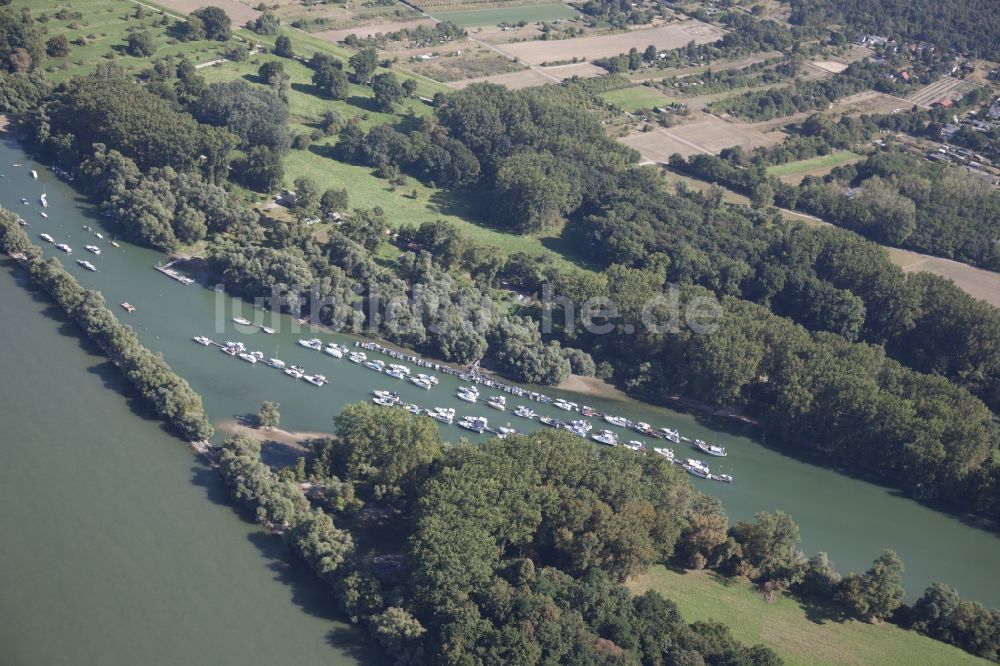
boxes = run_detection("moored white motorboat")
[233,317,252,326]
[40,233,54,243]
[388,363,411,376]
[303,373,327,386]
[513,405,536,419]
[55,243,71,253]
[694,440,727,457]
[591,429,619,446]
[193,335,212,345]
[267,358,286,369]
[410,376,433,389]
[238,352,258,364]
[487,395,507,411]
[385,367,406,379]
[427,407,455,424]
[298,338,323,350]
[324,344,345,358]
[458,416,488,433]
[683,459,711,478]
[653,447,675,461]
[76,259,97,271]
[364,359,385,372]
[284,365,305,379]
[553,399,577,411]
[659,427,681,443]
[456,388,478,403]
[603,414,629,428]
[348,351,366,363]
[85,245,101,255]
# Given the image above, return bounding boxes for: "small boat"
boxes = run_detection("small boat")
[17,218,27,226]
[266,358,286,369]
[238,352,258,364]
[713,473,734,483]
[40,193,48,207]
[404,403,421,415]
[385,367,406,379]
[221,345,238,356]
[427,407,455,424]
[513,405,536,419]
[324,344,345,358]
[624,440,644,452]
[348,351,367,363]
[683,459,711,479]
[110,241,120,248]
[416,373,438,385]
[373,390,399,400]
[12,163,21,167]
[487,395,507,411]
[120,302,136,313]
[581,406,595,417]
[388,363,411,376]
[603,414,629,428]
[39,211,48,218]
[233,317,253,326]
[284,365,305,379]
[55,243,71,253]
[497,426,520,439]
[261,326,276,335]
[539,416,564,428]
[458,416,488,434]
[373,393,400,406]
[632,421,653,435]
[85,245,101,255]
[694,440,727,457]
[192,336,212,345]
[410,376,433,390]
[553,399,577,411]
[364,359,385,372]
[653,447,675,461]
[31,170,37,179]
[659,428,681,443]
[39,233,54,243]
[223,341,245,353]
[591,429,619,446]
[303,373,327,386]
[456,388,478,403]
[94,232,103,239]
[298,338,323,350]
[76,259,97,272]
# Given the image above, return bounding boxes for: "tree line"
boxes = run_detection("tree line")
[0,210,213,441]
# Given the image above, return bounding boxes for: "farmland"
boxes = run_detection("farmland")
[432,3,578,27]
[622,116,785,161]
[629,567,988,666]
[493,20,726,65]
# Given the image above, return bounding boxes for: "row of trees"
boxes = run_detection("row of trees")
[708,59,911,121]
[0,210,213,440]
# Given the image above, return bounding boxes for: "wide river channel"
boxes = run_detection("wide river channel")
[1,135,999,663]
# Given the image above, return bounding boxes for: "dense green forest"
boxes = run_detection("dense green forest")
[232,405,1000,662]
[785,0,1000,59]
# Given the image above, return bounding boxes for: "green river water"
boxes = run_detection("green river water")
[1,134,1000,662]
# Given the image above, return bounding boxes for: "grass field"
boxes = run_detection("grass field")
[766,151,863,177]
[631,567,988,666]
[432,3,577,27]
[599,85,672,111]
[15,0,231,82]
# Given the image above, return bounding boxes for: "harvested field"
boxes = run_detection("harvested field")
[623,114,784,161]
[408,47,527,82]
[432,3,578,27]
[600,86,672,111]
[907,76,981,107]
[152,0,260,24]
[544,61,608,79]
[890,250,1000,308]
[451,68,557,88]
[495,21,725,65]
[809,60,848,74]
[313,19,437,43]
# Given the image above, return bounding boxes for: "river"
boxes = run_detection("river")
[0,128,998,649]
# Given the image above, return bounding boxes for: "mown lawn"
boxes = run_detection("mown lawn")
[631,567,988,666]
[432,3,578,27]
[765,151,864,177]
[599,85,672,111]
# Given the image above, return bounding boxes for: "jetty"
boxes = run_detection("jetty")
[154,260,196,286]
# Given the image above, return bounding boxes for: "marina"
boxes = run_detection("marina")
[4,139,1000,608]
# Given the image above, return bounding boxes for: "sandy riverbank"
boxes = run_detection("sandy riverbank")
[216,419,334,449]
[555,374,628,400]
